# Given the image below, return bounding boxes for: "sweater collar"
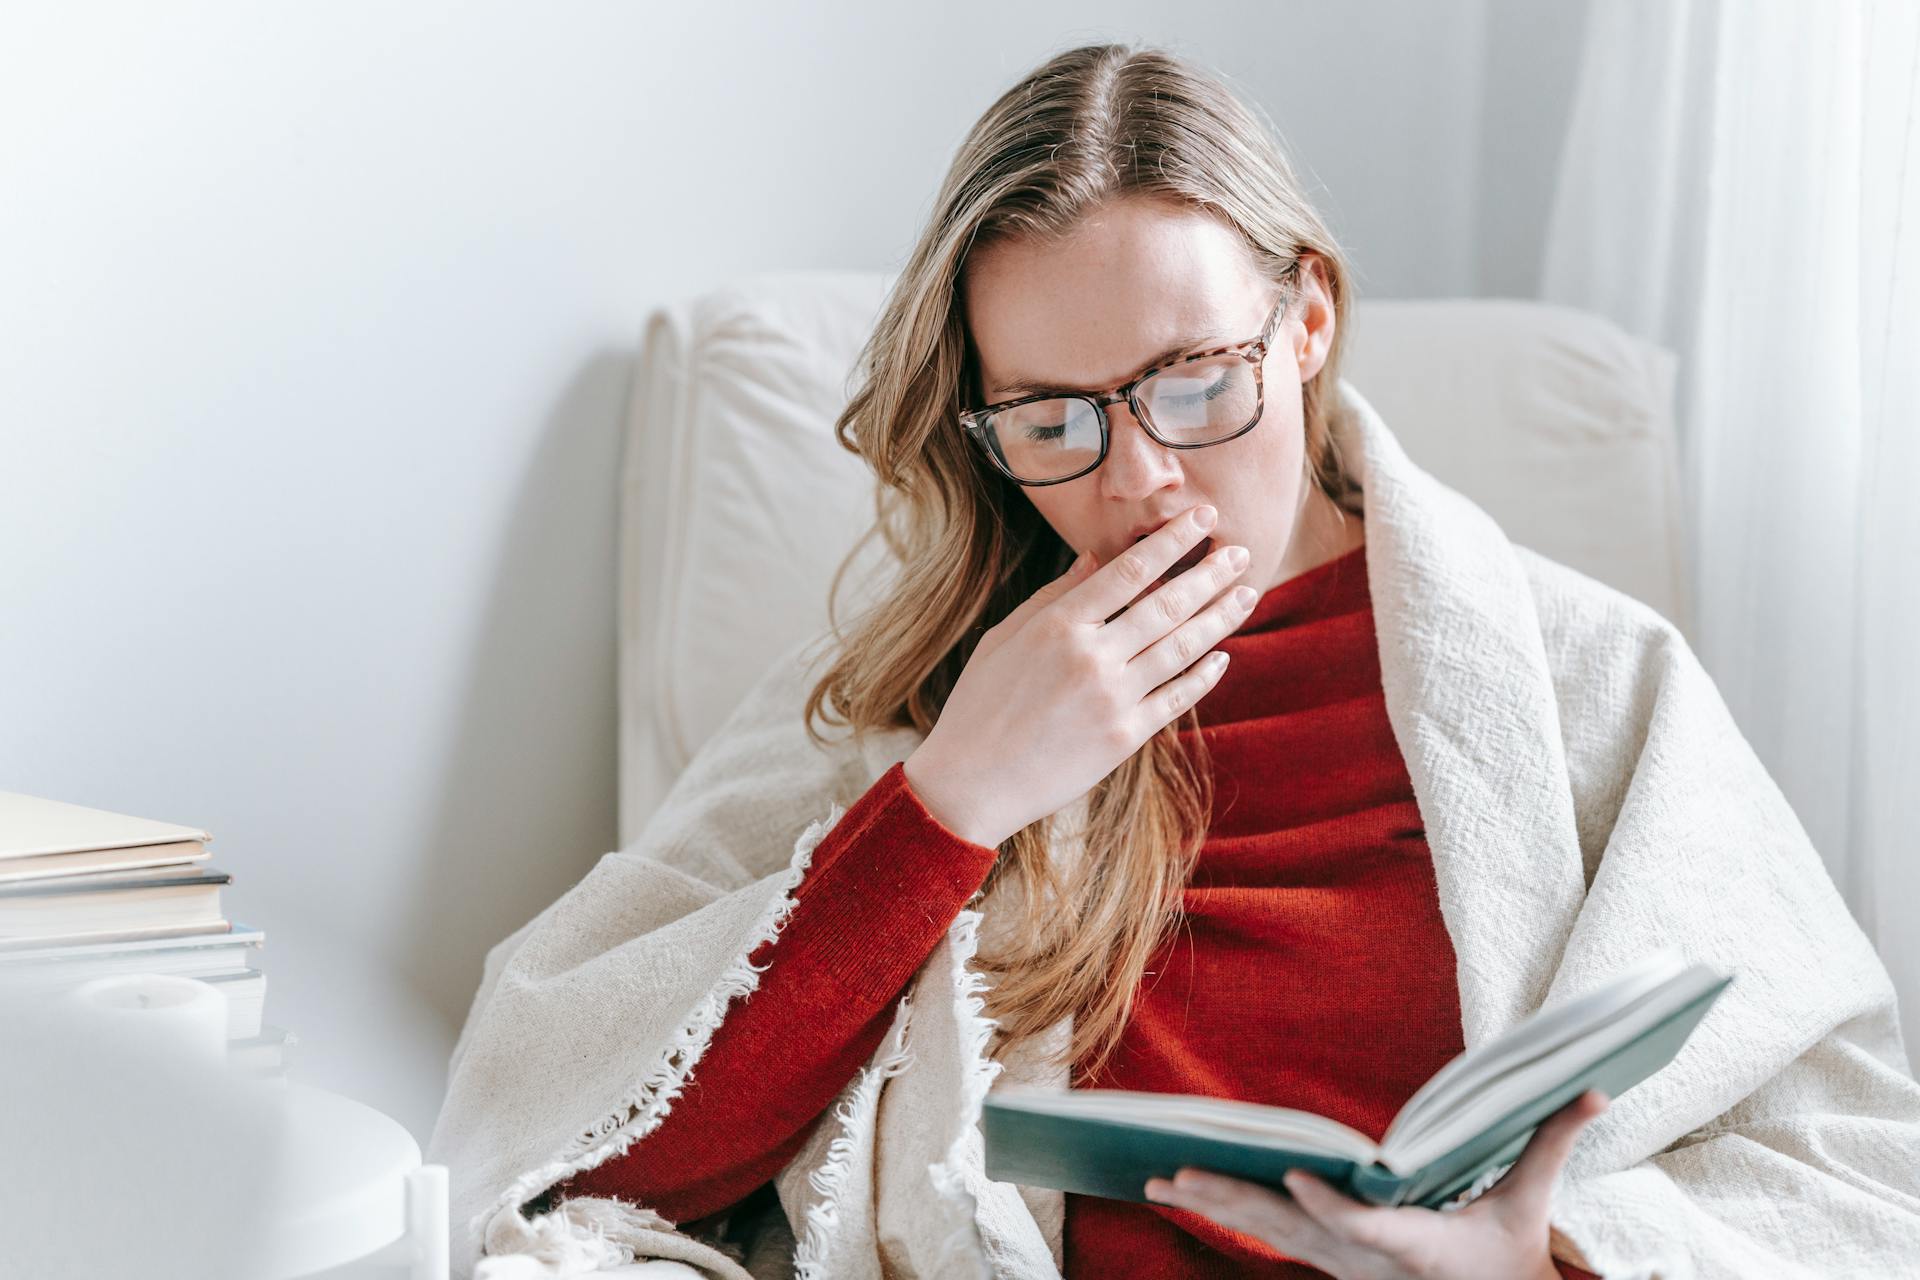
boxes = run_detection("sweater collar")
[1238,542,1370,635]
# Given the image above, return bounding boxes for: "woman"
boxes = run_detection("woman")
[428,44,1920,1280]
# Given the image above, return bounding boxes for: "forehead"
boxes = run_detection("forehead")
[961,197,1264,395]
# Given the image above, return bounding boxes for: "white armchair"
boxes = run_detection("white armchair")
[616,273,1688,846]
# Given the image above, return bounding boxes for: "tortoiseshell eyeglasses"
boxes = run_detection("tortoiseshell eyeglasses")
[959,292,1289,486]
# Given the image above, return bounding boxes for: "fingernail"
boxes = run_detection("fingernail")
[1232,586,1257,608]
[1194,504,1217,531]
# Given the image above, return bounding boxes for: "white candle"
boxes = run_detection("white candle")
[67,973,228,1066]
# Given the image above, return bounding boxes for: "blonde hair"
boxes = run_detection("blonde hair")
[802,42,1359,1075]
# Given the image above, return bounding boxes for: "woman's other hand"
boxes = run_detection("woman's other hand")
[903,502,1254,849]
[1142,1090,1610,1280]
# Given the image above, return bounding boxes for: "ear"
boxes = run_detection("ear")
[1290,254,1337,383]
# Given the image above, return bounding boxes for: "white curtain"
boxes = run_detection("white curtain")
[1540,0,1920,1064]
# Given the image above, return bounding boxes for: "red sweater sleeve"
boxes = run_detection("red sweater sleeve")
[551,760,999,1224]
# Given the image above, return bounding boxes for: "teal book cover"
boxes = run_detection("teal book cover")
[984,965,1731,1211]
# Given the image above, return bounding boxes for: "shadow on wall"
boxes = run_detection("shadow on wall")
[399,348,631,1068]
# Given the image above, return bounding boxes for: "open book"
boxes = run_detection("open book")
[983,950,1731,1210]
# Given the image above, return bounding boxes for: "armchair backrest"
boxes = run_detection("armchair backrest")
[617,271,1686,846]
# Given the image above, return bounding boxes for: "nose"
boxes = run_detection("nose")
[1098,401,1183,502]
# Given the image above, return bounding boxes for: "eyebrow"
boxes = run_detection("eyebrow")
[990,330,1225,398]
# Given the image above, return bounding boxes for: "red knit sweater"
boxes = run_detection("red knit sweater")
[556,546,1600,1279]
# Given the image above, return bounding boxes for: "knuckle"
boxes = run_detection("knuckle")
[1113,549,1155,589]
[1160,681,1192,718]
[1062,639,1104,683]
[1028,609,1072,646]
[1055,619,1094,656]
[1171,627,1202,666]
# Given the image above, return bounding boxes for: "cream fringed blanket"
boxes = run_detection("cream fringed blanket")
[427,380,1920,1280]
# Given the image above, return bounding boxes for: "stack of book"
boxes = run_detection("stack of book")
[0,790,294,1077]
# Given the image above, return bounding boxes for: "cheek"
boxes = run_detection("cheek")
[1205,427,1308,544]
[1209,418,1306,493]
[1020,487,1097,550]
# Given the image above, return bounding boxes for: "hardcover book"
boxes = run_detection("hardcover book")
[983,950,1731,1211]
[0,866,231,948]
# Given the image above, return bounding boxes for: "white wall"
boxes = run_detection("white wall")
[0,0,1587,1138]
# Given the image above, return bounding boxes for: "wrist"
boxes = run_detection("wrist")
[902,748,1005,850]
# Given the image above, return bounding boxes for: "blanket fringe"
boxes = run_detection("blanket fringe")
[791,992,917,1279]
[475,1196,669,1278]
[923,908,1004,1279]
[471,804,848,1262]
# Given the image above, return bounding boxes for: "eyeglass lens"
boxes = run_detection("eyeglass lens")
[985,355,1260,482]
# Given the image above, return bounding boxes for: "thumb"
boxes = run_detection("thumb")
[1023,550,1095,617]
[987,550,1094,648]
[1034,551,1092,606]
[1489,1090,1608,1222]
[1038,551,1090,596]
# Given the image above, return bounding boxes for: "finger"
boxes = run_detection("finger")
[1145,1169,1329,1259]
[1104,536,1252,661]
[1137,647,1231,732]
[1126,570,1258,694]
[1487,1090,1609,1222]
[1059,503,1216,625]
[1281,1171,1405,1256]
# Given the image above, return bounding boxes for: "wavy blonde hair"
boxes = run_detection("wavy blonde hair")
[802,42,1359,1075]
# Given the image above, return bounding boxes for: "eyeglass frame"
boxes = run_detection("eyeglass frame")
[957,289,1292,487]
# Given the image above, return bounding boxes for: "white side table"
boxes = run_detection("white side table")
[258,1081,449,1280]
[0,980,450,1279]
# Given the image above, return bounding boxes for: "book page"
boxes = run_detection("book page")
[1381,949,1686,1151]
[1380,962,1728,1173]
